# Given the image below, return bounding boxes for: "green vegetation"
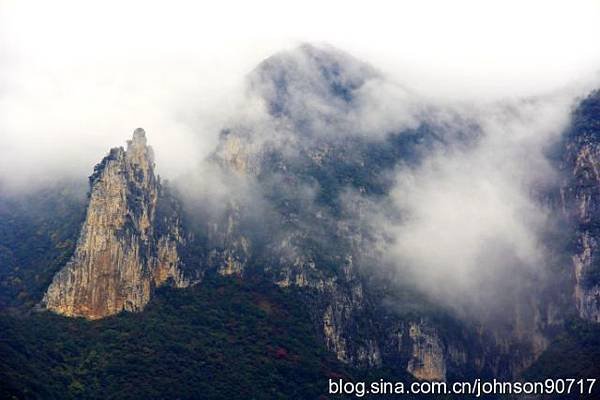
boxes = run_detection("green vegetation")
[523,318,600,398]
[0,275,367,400]
[0,182,87,310]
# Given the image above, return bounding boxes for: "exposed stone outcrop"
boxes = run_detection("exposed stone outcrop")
[560,91,600,322]
[42,128,188,319]
[572,233,600,322]
[407,321,446,381]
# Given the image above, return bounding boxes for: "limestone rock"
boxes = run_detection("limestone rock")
[42,128,188,319]
[407,321,446,381]
[560,91,600,322]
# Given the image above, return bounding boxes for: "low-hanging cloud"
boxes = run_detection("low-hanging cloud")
[384,91,587,317]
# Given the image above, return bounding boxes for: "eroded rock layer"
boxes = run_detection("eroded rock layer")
[42,128,188,319]
[560,91,600,322]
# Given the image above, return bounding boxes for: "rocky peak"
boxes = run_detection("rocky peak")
[131,127,148,144]
[127,128,154,165]
[248,43,378,130]
[42,128,188,319]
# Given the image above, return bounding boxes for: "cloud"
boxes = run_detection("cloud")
[383,91,585,317]
[1,0,599,191]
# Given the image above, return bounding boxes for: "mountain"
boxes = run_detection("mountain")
[200,44,558,379]
[1,45,600,398]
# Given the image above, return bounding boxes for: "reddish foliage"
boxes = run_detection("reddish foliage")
[274,347,288,359]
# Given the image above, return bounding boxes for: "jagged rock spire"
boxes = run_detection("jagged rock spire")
[42,129,188,319]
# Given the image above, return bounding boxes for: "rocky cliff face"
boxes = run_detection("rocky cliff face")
[42,128,189,319]
[406,321,447,381]
[560,90,600,322]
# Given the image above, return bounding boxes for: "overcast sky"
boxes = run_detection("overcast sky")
[1,0,599,188]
